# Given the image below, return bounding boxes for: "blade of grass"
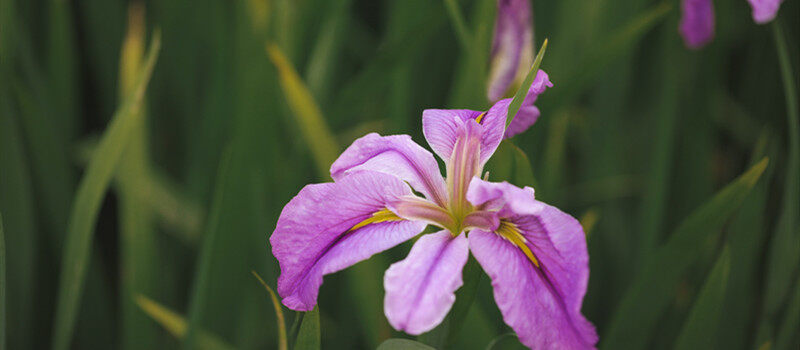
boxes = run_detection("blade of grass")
[251,271,287,350]
[135,295,237,350]
[443,0,471,50]
[761,18,800,327]
[117,4,160,349]
[0,214,5,350]
[505,39,547,128]
[774,274,799,350]
[293,307,320,350]
[602,158,769,350]
[51,32,161,350]
[717,130,774,350]
[267,43,339,178]
[673,247,731,350]
[0,91,37,350]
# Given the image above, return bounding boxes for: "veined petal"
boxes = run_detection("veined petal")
[747,0,783,24]
[423,107,504,166]
[331,133,448,206]
[446,120,484,216]
[470,225,596,349]
[422,109,483,163]
[467,178,596,348]
[384,231,469,335]
[679,0,715,49]
[487,0,533,103]
[271,171,426,311]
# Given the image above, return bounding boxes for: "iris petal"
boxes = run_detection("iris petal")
[384,231,469,335]
[270,171,426,310]
[331,133,448,206]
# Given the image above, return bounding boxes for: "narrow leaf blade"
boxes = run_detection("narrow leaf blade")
[293,307,320,350]
[673,248,731,350]
[51,32,161,350]
[602,158,768,349]
[506,39,547,128]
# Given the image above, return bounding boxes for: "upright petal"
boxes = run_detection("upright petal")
[487,0,533,102]
[423,108,504,165]
[384,231,469,335]
[467,177,539,218]
[679,0,715,49]
[271,171,427,311]
[331,133,448,206]
[747,0,783,24]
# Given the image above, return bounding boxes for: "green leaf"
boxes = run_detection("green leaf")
[673,247,731,350]
[294,307,320,350]
[378,338,436,350]
[267,43,340,179]
[506,39,548,128]
[774,274,800,350]
[602,158,769,350]
[761,18,800,327]
[0,213,5,350]
[135,295,237,350]
[51,31,161,350]
[252,271,288,350]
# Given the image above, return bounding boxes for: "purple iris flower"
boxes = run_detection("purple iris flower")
[680,0,785,49]
[270,71,598,349]
[679,0,715,49]
[487,0,534,103]
[747,0,784,24]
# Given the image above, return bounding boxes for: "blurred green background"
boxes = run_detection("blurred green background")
[0,0,797,349]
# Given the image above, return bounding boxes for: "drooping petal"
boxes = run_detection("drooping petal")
[470,225,597,349]
[487,0,533,102]
[271,171,426,311]
[747,0,783,24]
[679,0,715,49]
[485,70,553,140]
[467,178,596,349]
[384,231,469,335]
[330,133,448,206]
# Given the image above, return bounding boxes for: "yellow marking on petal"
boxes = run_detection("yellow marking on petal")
[475,112,487,124]
[348,208,403,232]
[496,221,540,268]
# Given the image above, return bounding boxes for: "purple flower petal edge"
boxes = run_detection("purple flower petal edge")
[679,0,715,49]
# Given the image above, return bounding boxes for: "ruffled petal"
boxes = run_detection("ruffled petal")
[270,171,427,311]
[679,0,715,49]
[384,231,469,335]
[487,0,533,102]
[467,178,597,349]
[747,0,783,24]
[330,133,448,206]
[470,225,597,349]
